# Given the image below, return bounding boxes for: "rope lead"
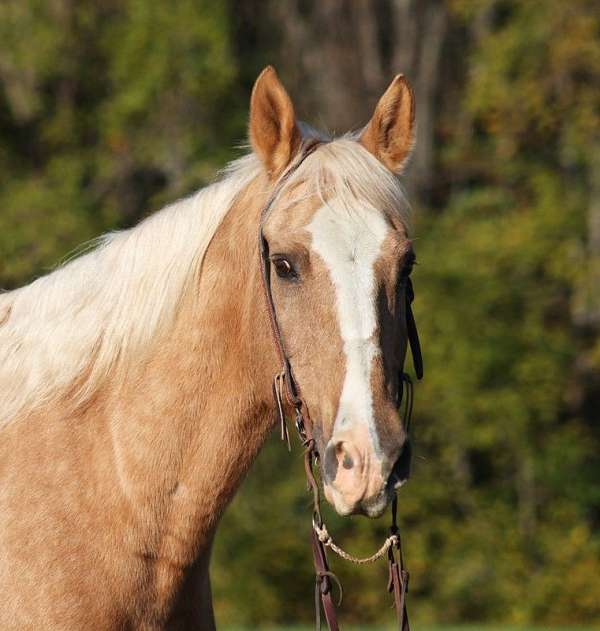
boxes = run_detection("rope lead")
[314,522,400,565]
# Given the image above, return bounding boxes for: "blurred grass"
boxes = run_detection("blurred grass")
[223,627,600,631]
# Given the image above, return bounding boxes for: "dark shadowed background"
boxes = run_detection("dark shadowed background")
[1,0,599,627]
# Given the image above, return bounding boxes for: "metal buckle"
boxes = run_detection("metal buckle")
[295,405,306,439]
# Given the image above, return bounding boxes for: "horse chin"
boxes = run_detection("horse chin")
[357,490,393,518]
[324,484,392,518]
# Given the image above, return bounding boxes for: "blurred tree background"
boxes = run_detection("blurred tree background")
[1,0,599,627]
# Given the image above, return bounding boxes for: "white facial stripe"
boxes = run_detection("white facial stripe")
[307,201,389,456]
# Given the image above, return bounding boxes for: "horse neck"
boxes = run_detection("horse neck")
[73,173,280,619]
[97,173,279,616]
[107,172,278,532]
[0,172,281,626]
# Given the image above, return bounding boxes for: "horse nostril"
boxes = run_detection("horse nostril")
[389,440,412,488]
[324,440,357,483]
[324,441,340,483]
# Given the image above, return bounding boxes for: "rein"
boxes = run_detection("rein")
[258,140,423,631]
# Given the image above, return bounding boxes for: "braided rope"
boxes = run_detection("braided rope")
[314,523,398,565]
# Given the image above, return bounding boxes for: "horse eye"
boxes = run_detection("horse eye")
[272,256,297,280]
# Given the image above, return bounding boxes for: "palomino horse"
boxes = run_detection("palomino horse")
[0,67,417,629]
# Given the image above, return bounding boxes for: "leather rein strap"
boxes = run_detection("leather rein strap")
[258,140,423,631]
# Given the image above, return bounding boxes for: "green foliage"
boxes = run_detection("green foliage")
[0,0,241,288]
[222,628,598,631]
[1,0,599,626]
[215,1,600,626]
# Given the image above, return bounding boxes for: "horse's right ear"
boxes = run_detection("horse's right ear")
[360,74,415,174]
[249,66,301,179]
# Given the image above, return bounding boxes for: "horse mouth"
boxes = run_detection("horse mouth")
[387,440,412,491]
[319,440,412,518]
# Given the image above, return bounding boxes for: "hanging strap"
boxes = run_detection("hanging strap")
[388,496,410,630]
[406,276,423,380]
[312,527,341,631]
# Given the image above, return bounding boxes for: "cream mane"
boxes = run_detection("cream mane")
[0,154,262,426]
[0,136,408,428]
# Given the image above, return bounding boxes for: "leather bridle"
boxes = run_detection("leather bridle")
[258,139,423,631]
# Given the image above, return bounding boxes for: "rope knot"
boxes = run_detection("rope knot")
[313,520,402,564]
[315,524,332,545]
[387,534,399,548]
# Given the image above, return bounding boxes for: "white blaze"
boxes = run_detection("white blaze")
[307,201,389,455]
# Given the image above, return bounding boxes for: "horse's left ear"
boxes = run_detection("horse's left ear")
[249,66,301,178]
[360,74,415,174]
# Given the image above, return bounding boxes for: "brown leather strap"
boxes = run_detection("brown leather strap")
[305,442,341,630]
[311,528,340,631]
[258,139,325,437]
[405,276,423,380]
[388,558,410,631]
[387,496,410,630]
